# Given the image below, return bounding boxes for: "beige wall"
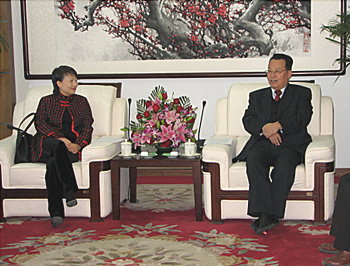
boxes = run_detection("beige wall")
[9,0,350,167]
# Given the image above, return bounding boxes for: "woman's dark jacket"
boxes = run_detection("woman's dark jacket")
[31,93,94,162]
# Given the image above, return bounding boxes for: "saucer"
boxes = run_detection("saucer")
[141,152,157,159]
[118,153,136,158]
[182,153,201,159]
[163,153,179,159]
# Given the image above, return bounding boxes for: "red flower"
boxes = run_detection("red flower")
[188,6,197,13]
[144,111,150,118]
[160,139,172,147]
[145,101,152,108]
[153,104,160,112]
[176,105,184,113]
[68,1,75,10]
[120,19,129,27]
[200,22,207,28]
[208,14,217,24]
[134,25,142,32]
[162,93,168,100]
[174,98,180,104]
[62,6,69,13]
[191,35,199,42]
[136,113,142,120]
[218,5,227,17]
[188,117,195,124]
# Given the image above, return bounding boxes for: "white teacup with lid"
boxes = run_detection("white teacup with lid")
[184,139,196,156]
[121,139,132,156]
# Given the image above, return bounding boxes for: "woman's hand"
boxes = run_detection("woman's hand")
[58,137,71,146]
[66,143,81,154]
[58,137,81,154]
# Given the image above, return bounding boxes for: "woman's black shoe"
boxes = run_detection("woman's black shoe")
[66,191,77,207]
[51,216,63,227]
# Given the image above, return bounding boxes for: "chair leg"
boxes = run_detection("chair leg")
[313,161,335,224]
[203,162,224,224]
[0,164,6,222]
[88,161,110,222]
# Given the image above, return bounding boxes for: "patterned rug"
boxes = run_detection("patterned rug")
[0,184,334,265]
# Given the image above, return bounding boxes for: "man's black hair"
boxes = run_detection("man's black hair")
[269,53,293,70]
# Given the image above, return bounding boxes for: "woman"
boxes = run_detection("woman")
[31,66,93,227]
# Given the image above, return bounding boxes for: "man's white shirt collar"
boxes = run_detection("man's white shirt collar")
[271,85,287,99]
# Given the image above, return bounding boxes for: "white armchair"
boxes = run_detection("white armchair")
[0,84,129,222]
[202,82,335,224]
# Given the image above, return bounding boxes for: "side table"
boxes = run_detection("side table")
[111,155,203,221]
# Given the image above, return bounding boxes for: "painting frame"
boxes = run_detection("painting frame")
[21,0,346,79]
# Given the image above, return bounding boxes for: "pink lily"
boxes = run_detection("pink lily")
[164,110,180,124]
[157,125,176,143]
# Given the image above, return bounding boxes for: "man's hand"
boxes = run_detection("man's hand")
[262,122,282,138]
[268,132,282,146]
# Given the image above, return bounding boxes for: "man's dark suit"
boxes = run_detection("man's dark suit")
[233,83,313,218]
[330,173,350,251]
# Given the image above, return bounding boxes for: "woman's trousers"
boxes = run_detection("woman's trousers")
[38,138,79,218]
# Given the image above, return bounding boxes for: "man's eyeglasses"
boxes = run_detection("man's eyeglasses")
[265,69,287,75]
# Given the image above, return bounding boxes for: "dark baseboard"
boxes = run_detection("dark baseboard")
[137,167,350,177]
[137,167,192,176]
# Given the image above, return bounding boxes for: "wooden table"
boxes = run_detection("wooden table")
[111,155,203,221]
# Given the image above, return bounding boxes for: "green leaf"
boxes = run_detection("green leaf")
[149,85,166,100]
[178,96,191,108]
[136,99,146,114]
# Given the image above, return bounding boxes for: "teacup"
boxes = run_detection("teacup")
[184,141,196,156]
[121,140,132,156]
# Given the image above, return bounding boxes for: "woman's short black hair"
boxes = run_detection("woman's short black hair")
[269,53,293,70]
[52,65,78,95]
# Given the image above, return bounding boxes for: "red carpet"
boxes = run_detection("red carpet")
[0,209,334,265]
[0,175,336,265]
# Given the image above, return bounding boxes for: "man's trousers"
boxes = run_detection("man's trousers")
[330,173,350,251]
[246,138,302,219]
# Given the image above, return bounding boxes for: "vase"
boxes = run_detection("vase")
[155,143,173,155]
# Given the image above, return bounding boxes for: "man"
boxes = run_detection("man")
[319,173,350,266]
[232,53,313,234]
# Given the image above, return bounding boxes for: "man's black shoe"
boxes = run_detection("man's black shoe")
[255,213,279,235]
[250,218,260,232]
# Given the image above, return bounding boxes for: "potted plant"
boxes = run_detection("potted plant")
[124,85,197,154]
[321,12,350,71]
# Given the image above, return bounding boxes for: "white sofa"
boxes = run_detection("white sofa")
[0,84,129,221]
[202,82,335,223]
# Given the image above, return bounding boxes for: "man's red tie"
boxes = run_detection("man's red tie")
[275,90,282,101]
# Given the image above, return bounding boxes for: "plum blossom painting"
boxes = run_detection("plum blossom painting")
[22,0,345,78]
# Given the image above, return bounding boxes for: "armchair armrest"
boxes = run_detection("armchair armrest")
[305,135,335,164]
[202,136,237,187]
[81,137,124,186]
[0,136,17,187]
[82,137,124,163]
[304,135,335,189]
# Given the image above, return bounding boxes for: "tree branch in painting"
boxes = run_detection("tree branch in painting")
[56,0,311,59]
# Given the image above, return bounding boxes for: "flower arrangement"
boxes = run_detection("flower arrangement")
[127,86,197,149]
